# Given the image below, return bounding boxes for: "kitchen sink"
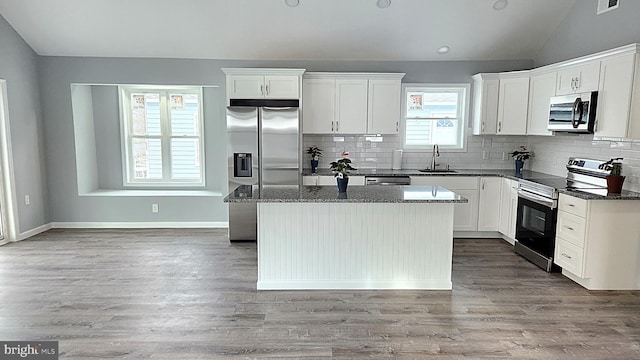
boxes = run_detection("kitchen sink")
[418,169,457,173]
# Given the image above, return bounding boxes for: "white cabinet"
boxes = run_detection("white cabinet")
[498,178,518,242]
[222,69,305,102]
[302,73,405,135]
[335,79,368,134]
[555,61,600,95]
[471,73,499,135]
[368,79,402,134]
[554,193,640,290]
[410,176,479,232]
[594,53,640,138]
[477,177,501,231]
[302,79,335,134]
[303,175,365,186]
[527,71,556,136]
[497,74,529,135]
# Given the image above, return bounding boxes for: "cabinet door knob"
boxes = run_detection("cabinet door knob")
[265,85,269,95]
[336,121,339,132]
[331,121,334,132]
[260,85,264,95]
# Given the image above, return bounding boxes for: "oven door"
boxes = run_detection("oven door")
[515,192,558,260]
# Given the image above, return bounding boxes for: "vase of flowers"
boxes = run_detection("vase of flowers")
[307,145,322,174]
[510,145,530,176]
[600,157,625,194]
[330,151,357,193]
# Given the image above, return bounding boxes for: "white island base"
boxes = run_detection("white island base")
[257,202,455,290]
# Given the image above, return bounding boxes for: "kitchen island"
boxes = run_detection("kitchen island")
[224,185,468,290]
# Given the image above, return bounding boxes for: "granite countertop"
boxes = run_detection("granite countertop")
[224,185,469,204]
[559,188,640,201]
[302,168,565,183]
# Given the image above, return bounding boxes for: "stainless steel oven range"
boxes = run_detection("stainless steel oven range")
[514,158,612,271]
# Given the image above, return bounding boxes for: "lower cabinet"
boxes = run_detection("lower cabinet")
[498,178,518,241]
[554,193,640,290]
[477,177,501,231]
[410,176,479,231]
[303,175,364,186]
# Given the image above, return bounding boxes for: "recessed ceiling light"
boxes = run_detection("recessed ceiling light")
[377,0,391,9]
[285,0,299,7]
[492,0,508,11]
[437,46,450,54]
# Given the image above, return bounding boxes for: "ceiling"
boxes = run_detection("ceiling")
[0,0,577,61]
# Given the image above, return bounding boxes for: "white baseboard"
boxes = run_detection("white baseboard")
[51,221,229,229]
[454,231,502,238]
[17,223,53,241]
[257,280,453,290]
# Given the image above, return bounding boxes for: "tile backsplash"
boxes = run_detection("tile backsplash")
[303,132,640,192]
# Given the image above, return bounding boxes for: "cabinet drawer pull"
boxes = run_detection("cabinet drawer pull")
[561,253,572,259]
[265,85,269,95]
[567,203,575,207]
[260,85,264,95]
[331,121,334,132]
[563,225,575,231]
[336,121,339,132]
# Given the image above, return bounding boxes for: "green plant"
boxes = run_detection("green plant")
[306,145,322,160]
[601,157,623,176]
[330,152,357,178]
[510,145,530,161]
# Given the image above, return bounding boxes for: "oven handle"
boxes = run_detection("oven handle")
[517,189,557,209]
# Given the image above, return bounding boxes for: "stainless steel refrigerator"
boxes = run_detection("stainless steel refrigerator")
[227,100,300,241]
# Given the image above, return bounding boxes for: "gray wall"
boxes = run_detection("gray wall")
[535,0,640,66]
[0,15,49,234]
[39,56,531,224]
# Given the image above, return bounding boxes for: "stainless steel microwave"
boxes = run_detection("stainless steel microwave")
[548,91,598,133]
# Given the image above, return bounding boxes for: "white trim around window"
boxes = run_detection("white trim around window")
[119,85,205,187]
[401,83,470,152]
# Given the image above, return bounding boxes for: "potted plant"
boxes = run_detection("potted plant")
[306,145,322,174]
[600,157,625,194]
[330,151,357,193]
[510,145,530,176]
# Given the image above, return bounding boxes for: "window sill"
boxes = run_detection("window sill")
[78,189,222,197]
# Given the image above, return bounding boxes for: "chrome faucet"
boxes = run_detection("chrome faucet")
[431,144,439,170]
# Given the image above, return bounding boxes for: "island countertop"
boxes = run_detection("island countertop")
[224,185,468,204]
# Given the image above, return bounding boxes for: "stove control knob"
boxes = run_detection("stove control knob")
[568,159,573,165]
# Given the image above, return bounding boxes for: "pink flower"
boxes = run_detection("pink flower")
[341,151,349,157]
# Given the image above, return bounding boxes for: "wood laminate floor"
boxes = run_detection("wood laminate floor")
[0,229,639,359]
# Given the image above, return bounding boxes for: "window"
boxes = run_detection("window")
[402,84,469,150]
[119,86,204,187]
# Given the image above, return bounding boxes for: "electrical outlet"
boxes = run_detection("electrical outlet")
[482,138,492,148]
[502,151,507,161]
[152,204,159,213]
[24,195,30,205]
[482,151,489,160]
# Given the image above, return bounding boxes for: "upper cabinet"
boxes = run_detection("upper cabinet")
[335,79,368,134]
[472,43,640,139]
[497,73,529,135]
[302,78,336,133]
[471,73,499,135]
[595,52,640,138]
[527,71,556,136]
[302,73,405,135]
[368,79,402,134]
[221,68,305,104]
[555,62,600,96]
